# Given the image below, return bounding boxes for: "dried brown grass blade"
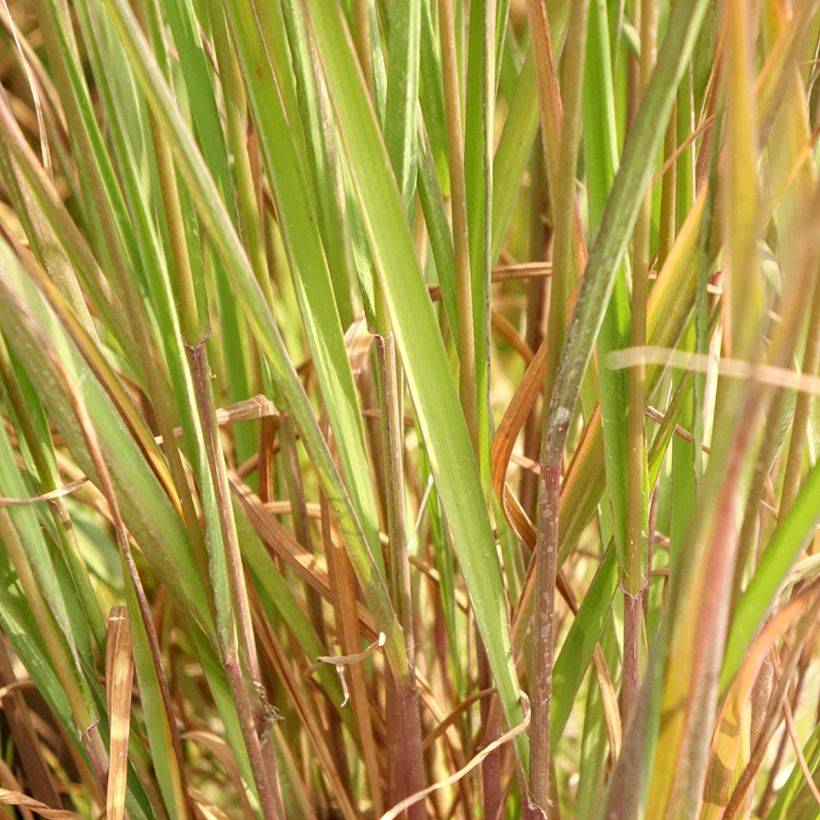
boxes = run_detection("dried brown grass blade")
[422,688,496,752]
[0,477,87,506]
[228,471,378,639]
[105,607,133,820]
[491,341,546,547]
[0,788,78,819]
[320,495,384,814]
[0,642,61,807]
[0,757,36,820]
[153,395,279,444]
[491,310,535,363]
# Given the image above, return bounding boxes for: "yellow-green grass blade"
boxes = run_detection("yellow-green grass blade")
[0,407,88,673]
[417,124,459,336]
[491,46,537,262]
[161,0,233,203]
[420,445,466,699]
[418,0,448,183]
[122,582,190,819]
[574,632,616,820]
[490,0,570,264]
[0,339,106,651]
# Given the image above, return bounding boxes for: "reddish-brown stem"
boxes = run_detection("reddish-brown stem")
[529,459,561,815]
[375,330,426,817]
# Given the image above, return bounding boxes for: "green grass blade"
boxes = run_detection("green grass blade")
[384,0,421,211]
[550,547,618,746]
[584,0,630,558]
[0,243,212,631]
[491,46,537,262]
[721,458,820,690]
[465,0,495,482]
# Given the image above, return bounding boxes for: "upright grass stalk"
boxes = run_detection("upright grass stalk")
[622,0,656,724]
[376,326,426,817]
[303,0,528,770]
[353,3,426,808]
[527,0,563,186]
[780,270,820,513]
[528,0,588,810]
[527,0,588,411]
[529,0,711,808]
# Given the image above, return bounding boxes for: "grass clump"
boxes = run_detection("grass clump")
[0,0,818,817]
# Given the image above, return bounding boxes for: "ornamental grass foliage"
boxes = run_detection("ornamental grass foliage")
[0,0,818,817]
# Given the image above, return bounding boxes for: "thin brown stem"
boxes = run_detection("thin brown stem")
[521,140,550,515]
[529,459,561,815]
[755,655,810,816]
